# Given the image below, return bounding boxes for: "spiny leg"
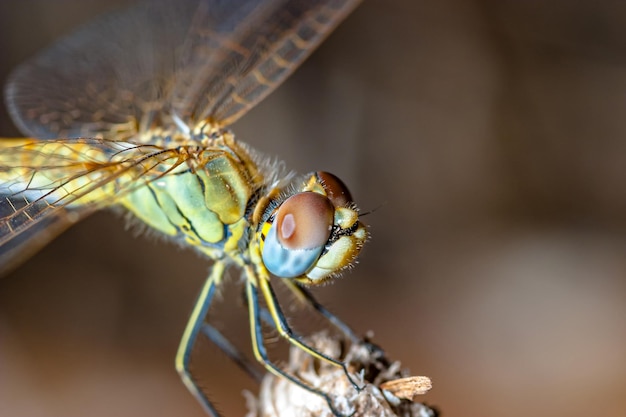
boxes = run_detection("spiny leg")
[175,261,225,417]
[285,280,386,366]
[200,322,264,383]
[246,277,355,417]
[245,285,339,344]
[257,275,364,392]
[239,285,275,328]
[283,280,360,343]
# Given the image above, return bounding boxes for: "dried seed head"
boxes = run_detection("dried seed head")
[245,332,437,417]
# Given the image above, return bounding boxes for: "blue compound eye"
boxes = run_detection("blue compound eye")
[261,192,334,278]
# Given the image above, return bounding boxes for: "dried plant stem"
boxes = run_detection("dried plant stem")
[245,332,437,417]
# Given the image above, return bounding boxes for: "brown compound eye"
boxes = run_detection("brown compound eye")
[275,192,334,250]
[317,171,353,207]
[261,192,335,278]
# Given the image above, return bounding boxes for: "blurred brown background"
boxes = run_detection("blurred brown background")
[1,1,626,416]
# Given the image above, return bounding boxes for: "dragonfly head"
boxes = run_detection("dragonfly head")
[258,172,367,284]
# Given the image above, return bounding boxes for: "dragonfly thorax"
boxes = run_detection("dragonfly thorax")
[120,133,266,259]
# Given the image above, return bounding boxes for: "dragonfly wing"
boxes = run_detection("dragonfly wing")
[0,195,92,275]
[5,1,198,140]
[0,138,184,271]
[170,0,363,128]
[6,0,361,140]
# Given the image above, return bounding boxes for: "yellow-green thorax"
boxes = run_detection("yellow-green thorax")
[120,132,266,259]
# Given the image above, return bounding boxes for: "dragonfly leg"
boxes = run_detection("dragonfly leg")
[246,277,355,417]
[200,322,264,383]
[175,261,225,417]
[285,281,388,375]
[242,274,365,391]
[257,276,364,392]
[283,280,361,343]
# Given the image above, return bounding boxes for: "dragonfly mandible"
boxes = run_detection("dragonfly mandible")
[0,1,367,415]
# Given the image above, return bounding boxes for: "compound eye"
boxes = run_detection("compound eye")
[318,171,353,207]
[261,192,334,278]
[276,192,334,249]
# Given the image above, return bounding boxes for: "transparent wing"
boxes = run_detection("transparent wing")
[0,195,89,276]
[6,0,361,141]
[0,138,187,273]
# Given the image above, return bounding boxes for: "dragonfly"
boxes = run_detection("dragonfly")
[0,0,368,416]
